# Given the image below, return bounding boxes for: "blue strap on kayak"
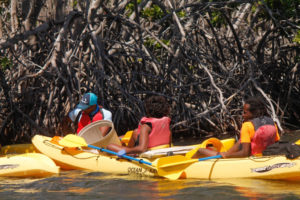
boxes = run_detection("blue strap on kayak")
[87,144,153,166]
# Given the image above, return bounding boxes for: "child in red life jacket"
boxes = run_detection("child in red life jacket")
[61,92,112,136]
[194,97,280,158]
[107,95,172,156]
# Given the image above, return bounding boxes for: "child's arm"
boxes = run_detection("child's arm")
[221,142,251,158]
[123,124,150,154]
[107,124,151,155]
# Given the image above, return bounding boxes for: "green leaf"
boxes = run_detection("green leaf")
[177,10,186,18]
[141,4,164,20]
[0,57,12,70]
[293,30,300,44]
[73,0,78,7]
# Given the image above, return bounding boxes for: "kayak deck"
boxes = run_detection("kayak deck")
[0,153,60,178]
[32,135,300,181]
[183,155,300,181]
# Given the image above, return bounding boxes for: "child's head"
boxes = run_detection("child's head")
[243,97,268,121]
[144,95,170,118]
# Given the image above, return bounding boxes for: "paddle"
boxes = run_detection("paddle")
[59,134,152,166]
[294,139,300,146]
[156,154,222,180]
[120,130,133,146]
[59,134,222,180]
[185,137,224,159]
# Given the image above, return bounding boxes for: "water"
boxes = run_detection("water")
[1,170,300,199]
[2,130,300,199]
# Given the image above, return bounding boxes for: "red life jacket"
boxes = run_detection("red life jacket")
[77,107,103,134]
[137,117,171,149]
[251,116,277,155]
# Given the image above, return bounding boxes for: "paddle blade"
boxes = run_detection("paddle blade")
[295,139,300,146]
[59,134,88,147]
[158,155,197,169]
[185,145,202,159]
[185,138,224,159]
[160,171,185,180]
[120,130,133,146]
[157,155,197,180]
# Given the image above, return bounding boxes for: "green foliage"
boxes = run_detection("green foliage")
[210,11,226,27]
[189,65,196,70]
[126,1,165,21]
[0,57,12,70]
[73,0,78,7]
[293,30,300,44]
[125,1,185,21]
[141,4,164,20]
[177,10,186,18]
[144,38,170,50]
[125,0,142,16]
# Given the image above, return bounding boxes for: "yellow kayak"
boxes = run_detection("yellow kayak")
[32,135,300,181]
[182,155,300,181]
[32,135,156,176]
[1,143,36,155]
[0,153,60,177]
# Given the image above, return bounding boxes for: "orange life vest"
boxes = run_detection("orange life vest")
[77,107,103,133]
[137,117,171,149]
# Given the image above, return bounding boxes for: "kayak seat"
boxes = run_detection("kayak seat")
[78,120,121,148]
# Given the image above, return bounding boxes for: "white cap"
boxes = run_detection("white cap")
[68,108,82,122]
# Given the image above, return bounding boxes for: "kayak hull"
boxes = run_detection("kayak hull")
[0,153,60,177]
[32,135,156,176]
[32,135,300,181]
[183,156,300,181]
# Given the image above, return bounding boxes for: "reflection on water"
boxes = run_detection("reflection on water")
[0,170,300,199]
[212,179,300,199]
[2,130,300,199]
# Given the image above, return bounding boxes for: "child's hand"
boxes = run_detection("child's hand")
[219,152,227,158]
[117,149,126,157]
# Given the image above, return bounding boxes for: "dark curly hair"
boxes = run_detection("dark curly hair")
[144,96,170,118]
[245,97,269,118]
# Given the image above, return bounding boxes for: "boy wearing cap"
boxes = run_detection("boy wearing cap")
[61,92,112,136]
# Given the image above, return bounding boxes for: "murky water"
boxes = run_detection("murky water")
[1,170,300,200]
[1,130,300,199]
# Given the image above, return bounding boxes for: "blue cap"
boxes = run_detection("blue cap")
[76,93,98,110]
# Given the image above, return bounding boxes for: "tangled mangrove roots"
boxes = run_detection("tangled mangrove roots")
[0,0,299,145]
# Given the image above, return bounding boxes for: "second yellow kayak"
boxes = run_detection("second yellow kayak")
[0,153,60,177]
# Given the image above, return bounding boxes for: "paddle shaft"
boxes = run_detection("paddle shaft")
[87,144,153,166]
[198,154,222,161]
